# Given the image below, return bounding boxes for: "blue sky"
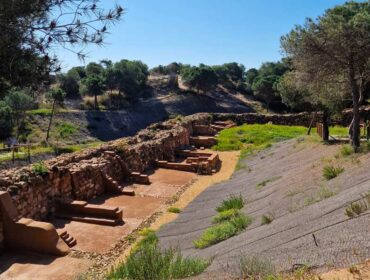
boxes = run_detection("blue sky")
[55,0,348,71]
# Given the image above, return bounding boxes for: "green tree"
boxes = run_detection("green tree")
[0,1,123,92]
[67,67,86,81]
[86,62,105,77]
[281,1,370,150]
[4,89,33,137]
[252,75,281,112]
[114,60,149,103]
[0,101,13,139]
[277,72,313,112]
[180,65,218,94]
[45,88,66,142]
[84,75,105,110]
[245,68,259,86]
[59,74,80,98]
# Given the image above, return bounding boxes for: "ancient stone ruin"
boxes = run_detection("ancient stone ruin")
[0,111,322,256]
[0,113,224,254]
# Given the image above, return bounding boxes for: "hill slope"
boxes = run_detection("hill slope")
[158,139,370,278]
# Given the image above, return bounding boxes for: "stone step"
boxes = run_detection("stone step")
[56,213,120,226]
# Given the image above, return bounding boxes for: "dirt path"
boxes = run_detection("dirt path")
[157,139,370,279]
[110,151,240,270]
[151,151,240,230]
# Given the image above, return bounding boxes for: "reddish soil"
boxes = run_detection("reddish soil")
[0,168,197,279]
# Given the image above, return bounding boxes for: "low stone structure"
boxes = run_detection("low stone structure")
[0,111,333,251]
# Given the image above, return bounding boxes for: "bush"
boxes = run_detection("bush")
[216,194,245,212]
[32,161,49,176]
[109,230,210,280]
[0,101,13,139]
[322,165,344,180]
[167,207,181,214]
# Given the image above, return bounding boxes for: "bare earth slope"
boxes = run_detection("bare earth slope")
[158,139,370,279]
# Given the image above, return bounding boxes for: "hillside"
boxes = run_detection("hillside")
[158,139,370,279]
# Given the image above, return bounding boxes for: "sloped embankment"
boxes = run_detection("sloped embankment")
[158,139,370,278]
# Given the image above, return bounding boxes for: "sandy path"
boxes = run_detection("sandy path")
[151,151,240,230]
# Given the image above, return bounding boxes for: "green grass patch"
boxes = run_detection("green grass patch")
[108,229,210,280]
[167,207,181,214]
[57,122,77,138]
[216,194,244,212]
[194,215,252,249]
[212,209,240,223]
[340,145,354,157]
[32,161,49,176]
[256,176,282,190]
[323,165,344,180]
[194,194,251,249]
[213,124,308,158]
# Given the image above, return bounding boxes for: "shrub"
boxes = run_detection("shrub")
[0,101,13,139]
[167,207,181,214]
[57,122,76,138]
[240,256,276,279]
[194,215,251,249]
[322,165,344,180]
[109,230,210,280]
[32,161,49,176]
[340,145,353,157]
[216,194,244,212]
[212,209,239,223]
[261,213,274,225]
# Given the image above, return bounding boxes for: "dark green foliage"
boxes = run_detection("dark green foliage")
[83,75,105,109]
[59,75,80,98]
[0,1,123,92]
[114,60,149,103]
[0,101,13,139]
[180,65,218,94]
[281,1,370,149]
[4,89,34,137]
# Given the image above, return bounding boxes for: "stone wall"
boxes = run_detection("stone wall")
[212,112,317,127]
[0,110,355,250]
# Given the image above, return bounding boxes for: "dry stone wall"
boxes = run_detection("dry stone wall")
[0,111,347,250]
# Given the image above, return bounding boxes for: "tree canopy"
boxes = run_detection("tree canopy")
[281,1,370,148]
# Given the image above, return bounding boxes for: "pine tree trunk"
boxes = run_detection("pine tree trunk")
[348,64,361,151]
[94,94,98,110]
[322,110,329,142]
[46,100,56,143]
